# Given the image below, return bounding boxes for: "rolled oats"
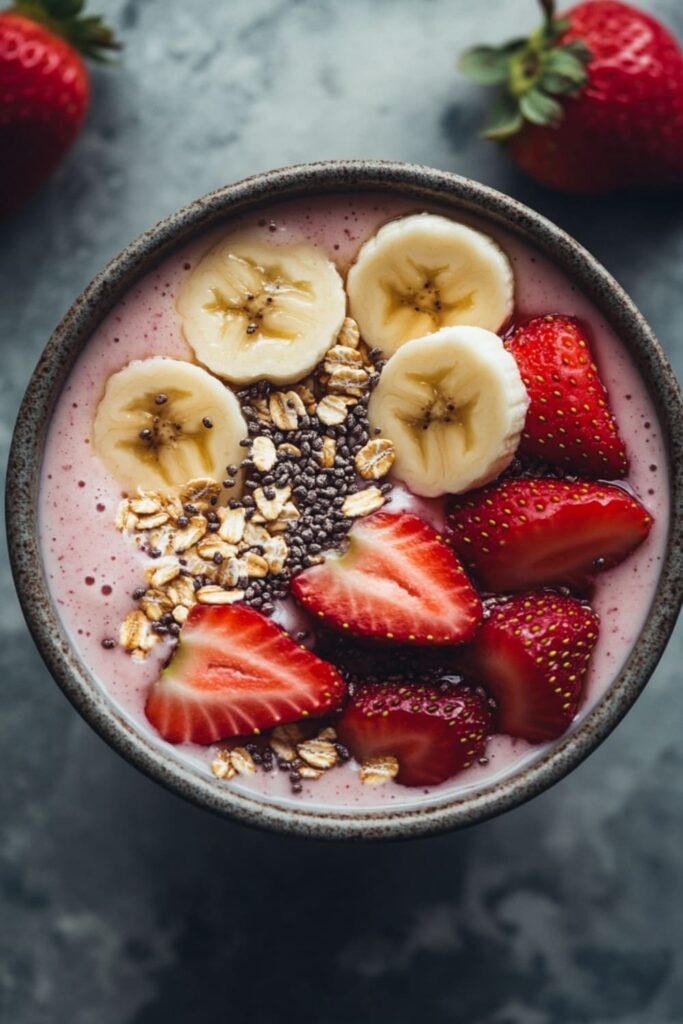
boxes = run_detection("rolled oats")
[292,380,317,413]
[140,588,173,621]
[270,390,305,430]
[359,755,399,786]
[120,610,158,654]
[337,316,360,349]
[215,556,242,588]
[231,747,257,775]
[147,525,176,556]
[317,394,354,426]
[267,520,289,534]
[277,501,300,522]
[218,506,246,544]
[341,486,385,518]
[298,765,323,780]
[251,397,272,423]
[319,436,336,468]
[173,515,208,553]
[115,501,137,532]
[296,739,338,770]
[172,604,190,625]
[254,485,291,521]
[180,478,221,510]
[252,435,277,472]
[241,552,269,578]
[196,585,245,605]
[196,536,237,561]
[270,723,305,761]
[270,735,297,762]
[147,557,181,589]
[324,344,364,374]
[317,726,337,742]
[242,522,271,547]
[166,575,197,609]
[278,442,302,458]
[182,551,216,581]
[262,535,288,574]
[135,511,170,531]
[355,437,396,480]
[211,750,236,780]
[328,366,369,397]
[130,495,162,516]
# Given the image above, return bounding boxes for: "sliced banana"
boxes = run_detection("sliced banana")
[177,228,347,385]
[92,357,247,493]
[347,213,514,356]
[368,326,529,497]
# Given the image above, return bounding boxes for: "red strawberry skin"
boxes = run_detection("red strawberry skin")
[145,604,346,745]
[0,13,89,216]
[465,593,599,743]
[446,477,653,593]
[505,314,628,477]
[291,511,483,646]
[337,681,492,787]
[509,2,683,192]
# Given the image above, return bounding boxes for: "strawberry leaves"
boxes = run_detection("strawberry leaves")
[459,0,591,139]
[459,39,528,86]
[10,0,120,60]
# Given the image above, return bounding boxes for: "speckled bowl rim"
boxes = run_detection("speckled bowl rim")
[7,160,683,841]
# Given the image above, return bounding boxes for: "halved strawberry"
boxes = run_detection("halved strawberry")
[290,511,482,645]
[505,314,628,477]
[446,478,652,592]
[337,681,492,787]
[465,593,599,743]
[145,604,346,745]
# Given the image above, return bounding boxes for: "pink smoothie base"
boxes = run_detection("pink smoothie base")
[38,194,670,811]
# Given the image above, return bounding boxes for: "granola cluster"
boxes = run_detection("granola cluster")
[116,317,396,661]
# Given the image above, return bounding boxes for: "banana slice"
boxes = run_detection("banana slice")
[177,228,347,385]
[368,326,529,497]
[92,357,247,493]
[347,213,514,356]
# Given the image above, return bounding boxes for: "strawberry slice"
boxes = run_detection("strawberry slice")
[446,478,652,592]
[290,511,483,645]
[505,314,628,477]
[337,681,492,787]
[465,593,599,743]
[145,604,346,745]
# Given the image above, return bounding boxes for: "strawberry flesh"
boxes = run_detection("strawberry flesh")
[505,315,628,478]
[337,681,492,787]
[145,604,346,745]
[291,511,483,645]
[464,593,600,743]
[446,477,653,592]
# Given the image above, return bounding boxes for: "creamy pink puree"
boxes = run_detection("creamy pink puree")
[39,194,670,811]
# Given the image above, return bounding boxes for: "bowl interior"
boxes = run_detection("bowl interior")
[7,161,683,839]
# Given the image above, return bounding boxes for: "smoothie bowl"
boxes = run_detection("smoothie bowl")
[7,161,683,840]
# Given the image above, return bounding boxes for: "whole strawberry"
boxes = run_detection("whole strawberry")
[0,1,118,217]
[460,0,683,192]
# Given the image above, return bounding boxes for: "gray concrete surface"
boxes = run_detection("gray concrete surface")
[1,1,682,1021]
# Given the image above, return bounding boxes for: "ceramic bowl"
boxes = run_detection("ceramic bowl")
[7,161,683,839]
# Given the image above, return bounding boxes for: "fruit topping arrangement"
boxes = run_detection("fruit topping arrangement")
[92,212,654,793]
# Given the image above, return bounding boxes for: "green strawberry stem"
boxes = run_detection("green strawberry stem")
[459,0,591,140]
[6,0,120,61]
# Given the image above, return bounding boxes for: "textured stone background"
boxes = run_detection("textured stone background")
[1,2,682,1021]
